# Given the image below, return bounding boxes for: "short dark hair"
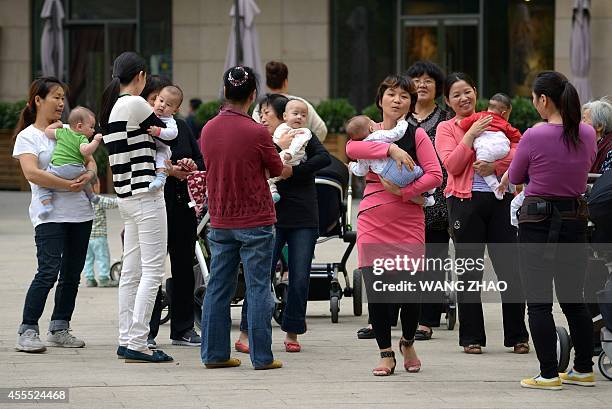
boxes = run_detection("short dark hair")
[375,74,417,115]
[489,93,512,111]
[223,66,258,103]
[266,61,288,90]
[140,74,172,100]
[189,98,202,111]
[259,93,289,120]
[405,60,446,99]
[444,72,477,100]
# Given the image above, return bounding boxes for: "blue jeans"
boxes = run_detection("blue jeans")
[83,236,111,280]
[200,225,276,368]
[241,227,318,335]
[20,221,92,334]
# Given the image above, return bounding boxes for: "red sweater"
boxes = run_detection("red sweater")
[200,106,283,229]
[457,111,521,144]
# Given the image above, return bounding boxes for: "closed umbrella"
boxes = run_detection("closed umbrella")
[224,0,264,83]
[40,0,65,81]
[570,0,591,103]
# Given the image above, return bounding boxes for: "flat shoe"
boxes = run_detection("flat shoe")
[414,328,433,341]
[254,359,283,370]
[513,342,530,354]
[463,344,482,354]
[284,341,301,353]
[205,358,241,368]
[124,349,173,363]
[234,340,250,354]
[357,327,375,339]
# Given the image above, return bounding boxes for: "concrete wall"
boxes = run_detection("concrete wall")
[173,0,329,114]
[555,0,612,100]
[0,0,31,102]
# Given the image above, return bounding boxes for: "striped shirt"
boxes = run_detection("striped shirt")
[103,95,169,197]
[91,195,118,238]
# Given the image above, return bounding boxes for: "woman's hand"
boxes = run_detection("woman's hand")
[388,144,415,171]
[473,160,496,177]
[379,176,401,196]
[279,164,293,180]
[177,158,197,172]
[463,115,493,146]
[276,130,295,150]
[69,170,95,192]
[165,160,190,180]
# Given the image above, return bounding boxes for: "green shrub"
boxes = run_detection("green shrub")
[475,98,489,113]
[195,100,224,127]
[316,99,357,133]
[361,103,382,123]
[509,96,541,133]
[0,100,26,130]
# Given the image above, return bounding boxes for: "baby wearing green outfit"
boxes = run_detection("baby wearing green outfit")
[40,106,102,218]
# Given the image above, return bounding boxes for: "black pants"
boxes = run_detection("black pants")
[447,192,528,347]
[419,227,450,327]
[21,222,92,333]
[369,303,420,349]
[519,218,594,378]
[149,200,198,340]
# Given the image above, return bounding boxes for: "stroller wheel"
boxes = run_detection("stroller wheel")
[330,296,339,323]
[599,351,612,380]
[273,283,288,326]
[110,261,122,281]
[193,285,206,331]
[556,326,572,373]
[446,302,456,331]
[352,269,363,317]
[159,289,171,325]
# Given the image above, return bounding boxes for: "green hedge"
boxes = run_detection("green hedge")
[195,100,223,127]
[361,103,382,123]
[316,99,356,133]
[474,97,540,133]
[0,100,26,130]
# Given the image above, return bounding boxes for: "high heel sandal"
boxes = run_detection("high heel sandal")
[399,337,422,373]
[372,350,396,376]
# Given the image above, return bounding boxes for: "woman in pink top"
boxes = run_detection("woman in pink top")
[346,75,442,376]
[434,72,528,355]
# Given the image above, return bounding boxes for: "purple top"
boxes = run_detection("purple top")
[509,123,596,197]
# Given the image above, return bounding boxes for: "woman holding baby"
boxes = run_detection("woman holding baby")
[347,74,442,376]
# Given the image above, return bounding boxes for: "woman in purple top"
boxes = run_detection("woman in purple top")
[509,71,597,390]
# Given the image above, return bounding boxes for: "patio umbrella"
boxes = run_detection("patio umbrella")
[570,0,591,103]
[40,0,65,81]
[224,0,264,84]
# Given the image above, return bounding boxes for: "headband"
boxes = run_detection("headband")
[228,67,248,87]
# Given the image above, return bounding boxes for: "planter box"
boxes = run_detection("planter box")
[0,129,29,191]
[322,132,348,163]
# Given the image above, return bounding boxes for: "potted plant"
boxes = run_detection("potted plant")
[316,99,356,162]
[0,100,27,190]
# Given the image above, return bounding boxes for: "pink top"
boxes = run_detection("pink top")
[435,118,516,199]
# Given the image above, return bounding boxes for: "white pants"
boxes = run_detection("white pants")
[117,190,167,351]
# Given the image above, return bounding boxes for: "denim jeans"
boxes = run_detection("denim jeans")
[117,191,168,352]
[200,225,275,368]
[241,227,318,334]
[83,236,111,280]
[19,221,92,334]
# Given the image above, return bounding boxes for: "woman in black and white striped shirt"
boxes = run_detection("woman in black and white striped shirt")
[99,51,175,363]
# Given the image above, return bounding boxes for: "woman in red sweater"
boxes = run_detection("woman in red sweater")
[199,66,285,370]
[434,72,529,355]
[346,75,442,376]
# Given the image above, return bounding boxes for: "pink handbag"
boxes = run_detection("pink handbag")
[186,171,207,217]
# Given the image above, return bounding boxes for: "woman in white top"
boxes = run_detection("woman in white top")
[13,77,96,353]
[99,51,174,363]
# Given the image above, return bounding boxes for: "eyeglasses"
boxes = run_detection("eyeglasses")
[412,79,435,87]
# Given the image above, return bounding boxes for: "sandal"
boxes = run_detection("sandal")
[284,341,301,353]
[414,328,433,341]
[399,337,421,373]
[357,327,376,339]
[463,344,482,354]
[372,350,396,376]
[234,340,249,354]
[513,342,530,354]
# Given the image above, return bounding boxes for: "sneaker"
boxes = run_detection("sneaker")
[520,375,562,390]
[46,329,85,348]
[147,339,157,350]
[85,278,98,287]
[171,329,201,346]
[16,329,47,352]
[559,368,596,386]
[98,278,119,288]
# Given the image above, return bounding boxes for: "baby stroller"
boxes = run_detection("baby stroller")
[273,155,359,324]
[554,172,612,378]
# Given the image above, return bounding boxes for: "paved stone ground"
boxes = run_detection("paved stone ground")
[1,191,611,408]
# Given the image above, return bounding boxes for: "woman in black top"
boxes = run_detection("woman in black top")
[143,76,205,348]
[236,94,331,352]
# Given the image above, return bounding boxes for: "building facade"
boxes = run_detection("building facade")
[1,0,611,113]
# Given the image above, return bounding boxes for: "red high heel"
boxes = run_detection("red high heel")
[372,350,396,376]
[399,337,421,373]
